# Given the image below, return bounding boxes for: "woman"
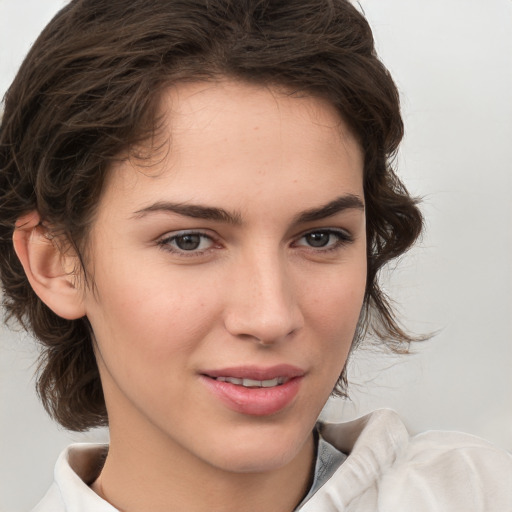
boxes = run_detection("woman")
[1,1,511,510]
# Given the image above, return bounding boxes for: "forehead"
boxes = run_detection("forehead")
[159,79,360,162]
[100,80,364,217]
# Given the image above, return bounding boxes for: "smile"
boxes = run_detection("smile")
[214,376,287,388]
[200,365,305,416]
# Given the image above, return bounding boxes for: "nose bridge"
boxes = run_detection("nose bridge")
[224,244,303,344]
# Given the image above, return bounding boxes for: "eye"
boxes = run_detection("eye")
[295,229,353,250]
[158,231,216,254]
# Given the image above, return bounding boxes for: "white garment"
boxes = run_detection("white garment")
[32,409,512,512]
[299,410,512,511]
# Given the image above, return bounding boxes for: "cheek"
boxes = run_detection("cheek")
[307,262,366,328]
[300,259,366,366]
[86,282,223,419]
[86,268,223,371]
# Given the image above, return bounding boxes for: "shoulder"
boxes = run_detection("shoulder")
[31,443,116,512]
[300,409,512,512]
[31,483,66,512]
[380,427,512,511]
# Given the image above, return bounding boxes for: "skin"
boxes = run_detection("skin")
[18,80,367,512]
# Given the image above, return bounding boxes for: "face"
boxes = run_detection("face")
[82,80,366,473]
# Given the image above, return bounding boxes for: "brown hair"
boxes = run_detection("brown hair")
[0,0,422,431]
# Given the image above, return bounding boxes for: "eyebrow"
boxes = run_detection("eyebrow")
[133,202,243,225]
[294,194,365,224]
[132,194,364,225]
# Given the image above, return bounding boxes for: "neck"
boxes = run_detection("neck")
[92,419,315,512]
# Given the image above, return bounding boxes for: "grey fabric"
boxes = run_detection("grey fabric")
[298,428,347,507]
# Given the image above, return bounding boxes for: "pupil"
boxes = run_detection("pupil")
[307,232,329,247]
[176,234,201,250]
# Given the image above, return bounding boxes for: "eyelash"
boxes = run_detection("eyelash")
[157,228,354,257]
[294,228,354,252]
[157,231,218,257]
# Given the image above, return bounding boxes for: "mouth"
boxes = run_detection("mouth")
[200,365,305,416]
[202,365,304,386]
[212,376,287,388]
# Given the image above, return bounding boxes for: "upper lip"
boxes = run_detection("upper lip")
[201,365,305,381]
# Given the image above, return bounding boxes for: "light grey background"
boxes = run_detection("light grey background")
[1,0,511,510]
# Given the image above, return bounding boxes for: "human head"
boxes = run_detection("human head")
[0,0,422,431]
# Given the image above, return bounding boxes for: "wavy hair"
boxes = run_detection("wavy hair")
[0,0,422,430]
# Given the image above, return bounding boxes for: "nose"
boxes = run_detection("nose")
[223,250,304,345]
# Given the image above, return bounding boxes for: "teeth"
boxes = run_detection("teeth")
[243,378,262,387]
[261,378,280,388]
[217,377,242,385]
[216,376,285,387]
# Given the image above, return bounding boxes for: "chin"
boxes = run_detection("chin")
[211,444,302,474]
[201,419,315,474]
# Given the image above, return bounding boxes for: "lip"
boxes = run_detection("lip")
[202,364,305,381]
[200,365,305,416]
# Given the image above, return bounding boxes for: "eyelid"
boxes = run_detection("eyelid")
[155,226,354,258]
[292,227,354,250]
[157,229,220,256]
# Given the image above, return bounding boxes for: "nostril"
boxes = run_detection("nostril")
[224,312,302,345]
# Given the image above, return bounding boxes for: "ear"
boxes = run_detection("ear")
[12,211,86,320]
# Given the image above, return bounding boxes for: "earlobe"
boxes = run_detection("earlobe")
[12,211,86,320]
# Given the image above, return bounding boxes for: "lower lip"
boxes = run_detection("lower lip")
[200,375,303,416]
